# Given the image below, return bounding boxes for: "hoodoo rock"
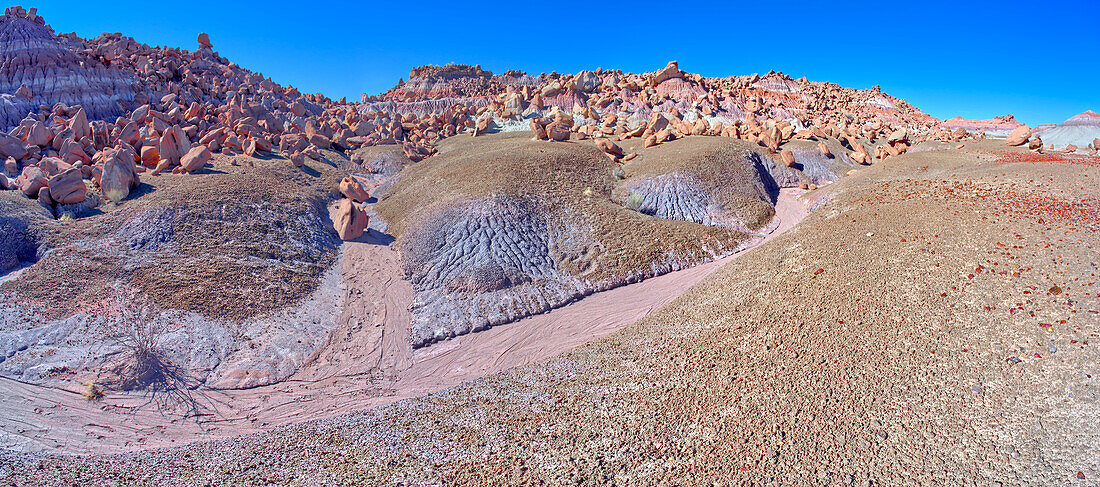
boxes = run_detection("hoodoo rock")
[1005,125,1031,146]
[197,32,212,49]
[333,198,368,241]
[0,7,138,130]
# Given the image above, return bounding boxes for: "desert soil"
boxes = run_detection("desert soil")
[3,141,1093,486]
[0,189,811,455]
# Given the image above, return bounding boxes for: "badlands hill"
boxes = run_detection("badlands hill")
[0,3,950,391]
[8,139,1096,486]
[0,5,1098,485]
[1032,110,1100,152]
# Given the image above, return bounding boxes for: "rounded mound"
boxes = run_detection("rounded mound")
[376,132,788,346]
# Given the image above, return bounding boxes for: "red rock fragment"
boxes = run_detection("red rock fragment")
[545,121,570,141]
[780,149,796,167]
[333,198,368,241]
[338,176,371,202]
[596,138,623,157]
[47,167,86,205]
[176,145,212,173]
[100,151,140,203]
[1005,125,1030,146]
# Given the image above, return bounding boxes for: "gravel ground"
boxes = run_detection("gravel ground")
[2,141,1097,485]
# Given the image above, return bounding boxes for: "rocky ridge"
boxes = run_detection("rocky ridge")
[938,114,1021,136]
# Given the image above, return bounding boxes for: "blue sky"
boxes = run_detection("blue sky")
[21,0,1099,126]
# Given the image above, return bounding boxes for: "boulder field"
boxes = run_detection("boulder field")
[0,6,1097,482]
[0,1,1075,382]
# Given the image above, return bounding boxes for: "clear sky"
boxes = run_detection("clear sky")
[20,0,1099,126]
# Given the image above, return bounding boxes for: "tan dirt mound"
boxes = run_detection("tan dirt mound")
[376,132,786,346]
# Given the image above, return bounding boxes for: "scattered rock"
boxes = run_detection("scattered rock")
[652,60,682,85]
[780,149,796,167]
[546,121,570,141]
[176,145,212,173]
[333,198,368,240]
[99,152,139,203]
[1005,125,1031,146]
[596,138,623,157]
[68,107,90,140]
[17,166,48,197]
[530,119,548,140]
[0,133,29,160]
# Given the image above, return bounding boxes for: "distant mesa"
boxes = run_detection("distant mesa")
[939,115,1021,136]
[1058,110,1100,126]
[407,63,494,80]
[1031,110,1100,152]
